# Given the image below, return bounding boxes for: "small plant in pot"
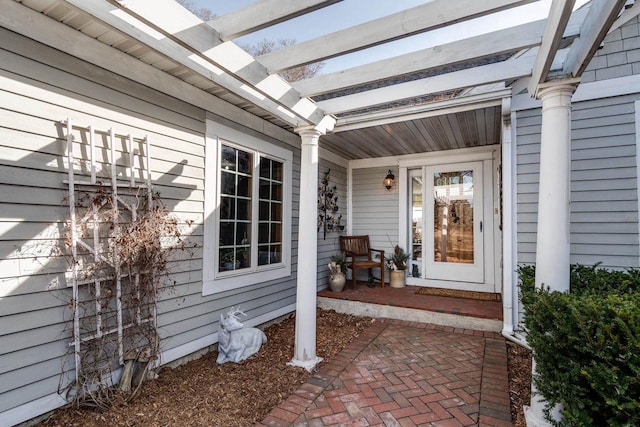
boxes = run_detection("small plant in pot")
[385,245,410,288]
[328,252,347,292]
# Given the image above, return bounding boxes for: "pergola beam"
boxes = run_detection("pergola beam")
[63,0,326,127]
[207,0,342,41]
[293,19,548,98]
[563,0,626,77]
[609,1,640,34]
[258,0,536,73]
[317,56,534,115]
[527,0,575,96]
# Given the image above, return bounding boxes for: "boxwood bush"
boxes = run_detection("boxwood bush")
[519,264,640,426]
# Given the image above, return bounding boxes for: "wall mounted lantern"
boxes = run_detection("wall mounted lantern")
[383,170,395,190]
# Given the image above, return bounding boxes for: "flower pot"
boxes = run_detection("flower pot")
[389,270,406,288]
[329,273,346,292]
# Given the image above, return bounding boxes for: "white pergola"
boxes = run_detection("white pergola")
[5,0,634,422]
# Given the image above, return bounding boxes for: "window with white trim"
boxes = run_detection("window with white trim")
[203,121,292,295]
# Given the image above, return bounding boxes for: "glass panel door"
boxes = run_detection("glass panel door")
[410,170,423,278]
[425,162,484,284]
[434,170,474,264]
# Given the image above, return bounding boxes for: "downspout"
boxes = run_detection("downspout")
[501,102,531,351]
[503,330,532,350]
[500,99,515,336]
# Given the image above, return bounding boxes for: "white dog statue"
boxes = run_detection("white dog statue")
[216,307,267,364]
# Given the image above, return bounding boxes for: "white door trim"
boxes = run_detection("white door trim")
[424,162,485,284]
[400,147,499,292]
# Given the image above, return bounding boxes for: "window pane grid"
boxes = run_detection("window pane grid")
[219,145,252,272]
[258,157,283,266]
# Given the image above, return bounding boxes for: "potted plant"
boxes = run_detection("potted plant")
[219,248,235,271]
[385,245,410,288]
[328,252,347,292]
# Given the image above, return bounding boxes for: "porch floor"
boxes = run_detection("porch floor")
[317,282,504,332]
[260,313,511,426]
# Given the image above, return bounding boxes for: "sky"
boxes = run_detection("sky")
[191,0,590,74]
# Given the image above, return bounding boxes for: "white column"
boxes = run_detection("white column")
[533,81,578,293]
[289,128,323,371]
[501,99,515,335]
[525,80,578,427]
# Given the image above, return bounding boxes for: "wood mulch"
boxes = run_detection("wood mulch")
[40,309,532,426]
[507,341,533,427]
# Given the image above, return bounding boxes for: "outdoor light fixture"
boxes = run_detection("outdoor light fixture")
[383,169,395,190]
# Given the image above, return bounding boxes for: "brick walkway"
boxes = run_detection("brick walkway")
[259,319,511,427]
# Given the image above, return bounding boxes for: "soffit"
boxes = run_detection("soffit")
[321,106,501,160]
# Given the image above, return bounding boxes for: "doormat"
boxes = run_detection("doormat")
[415,287,502,301]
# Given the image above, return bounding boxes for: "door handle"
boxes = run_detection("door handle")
[480,221,483,232]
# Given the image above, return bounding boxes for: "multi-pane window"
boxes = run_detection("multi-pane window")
[204,120,292,295]
[219,145,252,272]
[216,144,286,274]
[258,158,283,266]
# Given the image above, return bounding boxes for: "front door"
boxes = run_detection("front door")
[411,162,485,285]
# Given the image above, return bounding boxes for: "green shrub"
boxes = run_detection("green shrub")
[519,265,640,426]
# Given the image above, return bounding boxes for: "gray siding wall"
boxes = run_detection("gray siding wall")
[351,166,400,280]
[0,29,300,421]
[514,14,640,328]
[316,160,348,290]
[516,93,640,270]
[581,15,640,83]
[516,4,640,265]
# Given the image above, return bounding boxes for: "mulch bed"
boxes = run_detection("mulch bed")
[40,309,374,427]
[507,341,533,427]
[40,309,531,426]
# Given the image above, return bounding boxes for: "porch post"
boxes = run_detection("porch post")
[500,97,515,336]
[289,127,323,371]
[525,79,578,427]
[533,80,578,292]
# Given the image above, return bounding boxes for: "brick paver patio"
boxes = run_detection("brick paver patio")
[259,319,511,427]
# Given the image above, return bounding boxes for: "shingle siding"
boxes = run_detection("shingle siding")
[582,15,640,83]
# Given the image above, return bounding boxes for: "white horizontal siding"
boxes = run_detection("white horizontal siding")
[0,30,301,423]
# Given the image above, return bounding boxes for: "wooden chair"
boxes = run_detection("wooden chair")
[339,235,385,289]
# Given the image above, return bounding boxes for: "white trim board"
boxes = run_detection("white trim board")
[349,144,500,170]
[501,110,519,335]
[333,89,510,133]
[347,163,353,235]
[635,100,640,267]
[512,74,640,111]
[320,146,349,168]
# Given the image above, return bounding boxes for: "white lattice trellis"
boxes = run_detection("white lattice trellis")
[63,118,156,392]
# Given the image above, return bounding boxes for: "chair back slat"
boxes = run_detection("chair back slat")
[340,235,371,258]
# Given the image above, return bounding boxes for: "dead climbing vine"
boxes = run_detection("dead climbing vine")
[62,186,193,410]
